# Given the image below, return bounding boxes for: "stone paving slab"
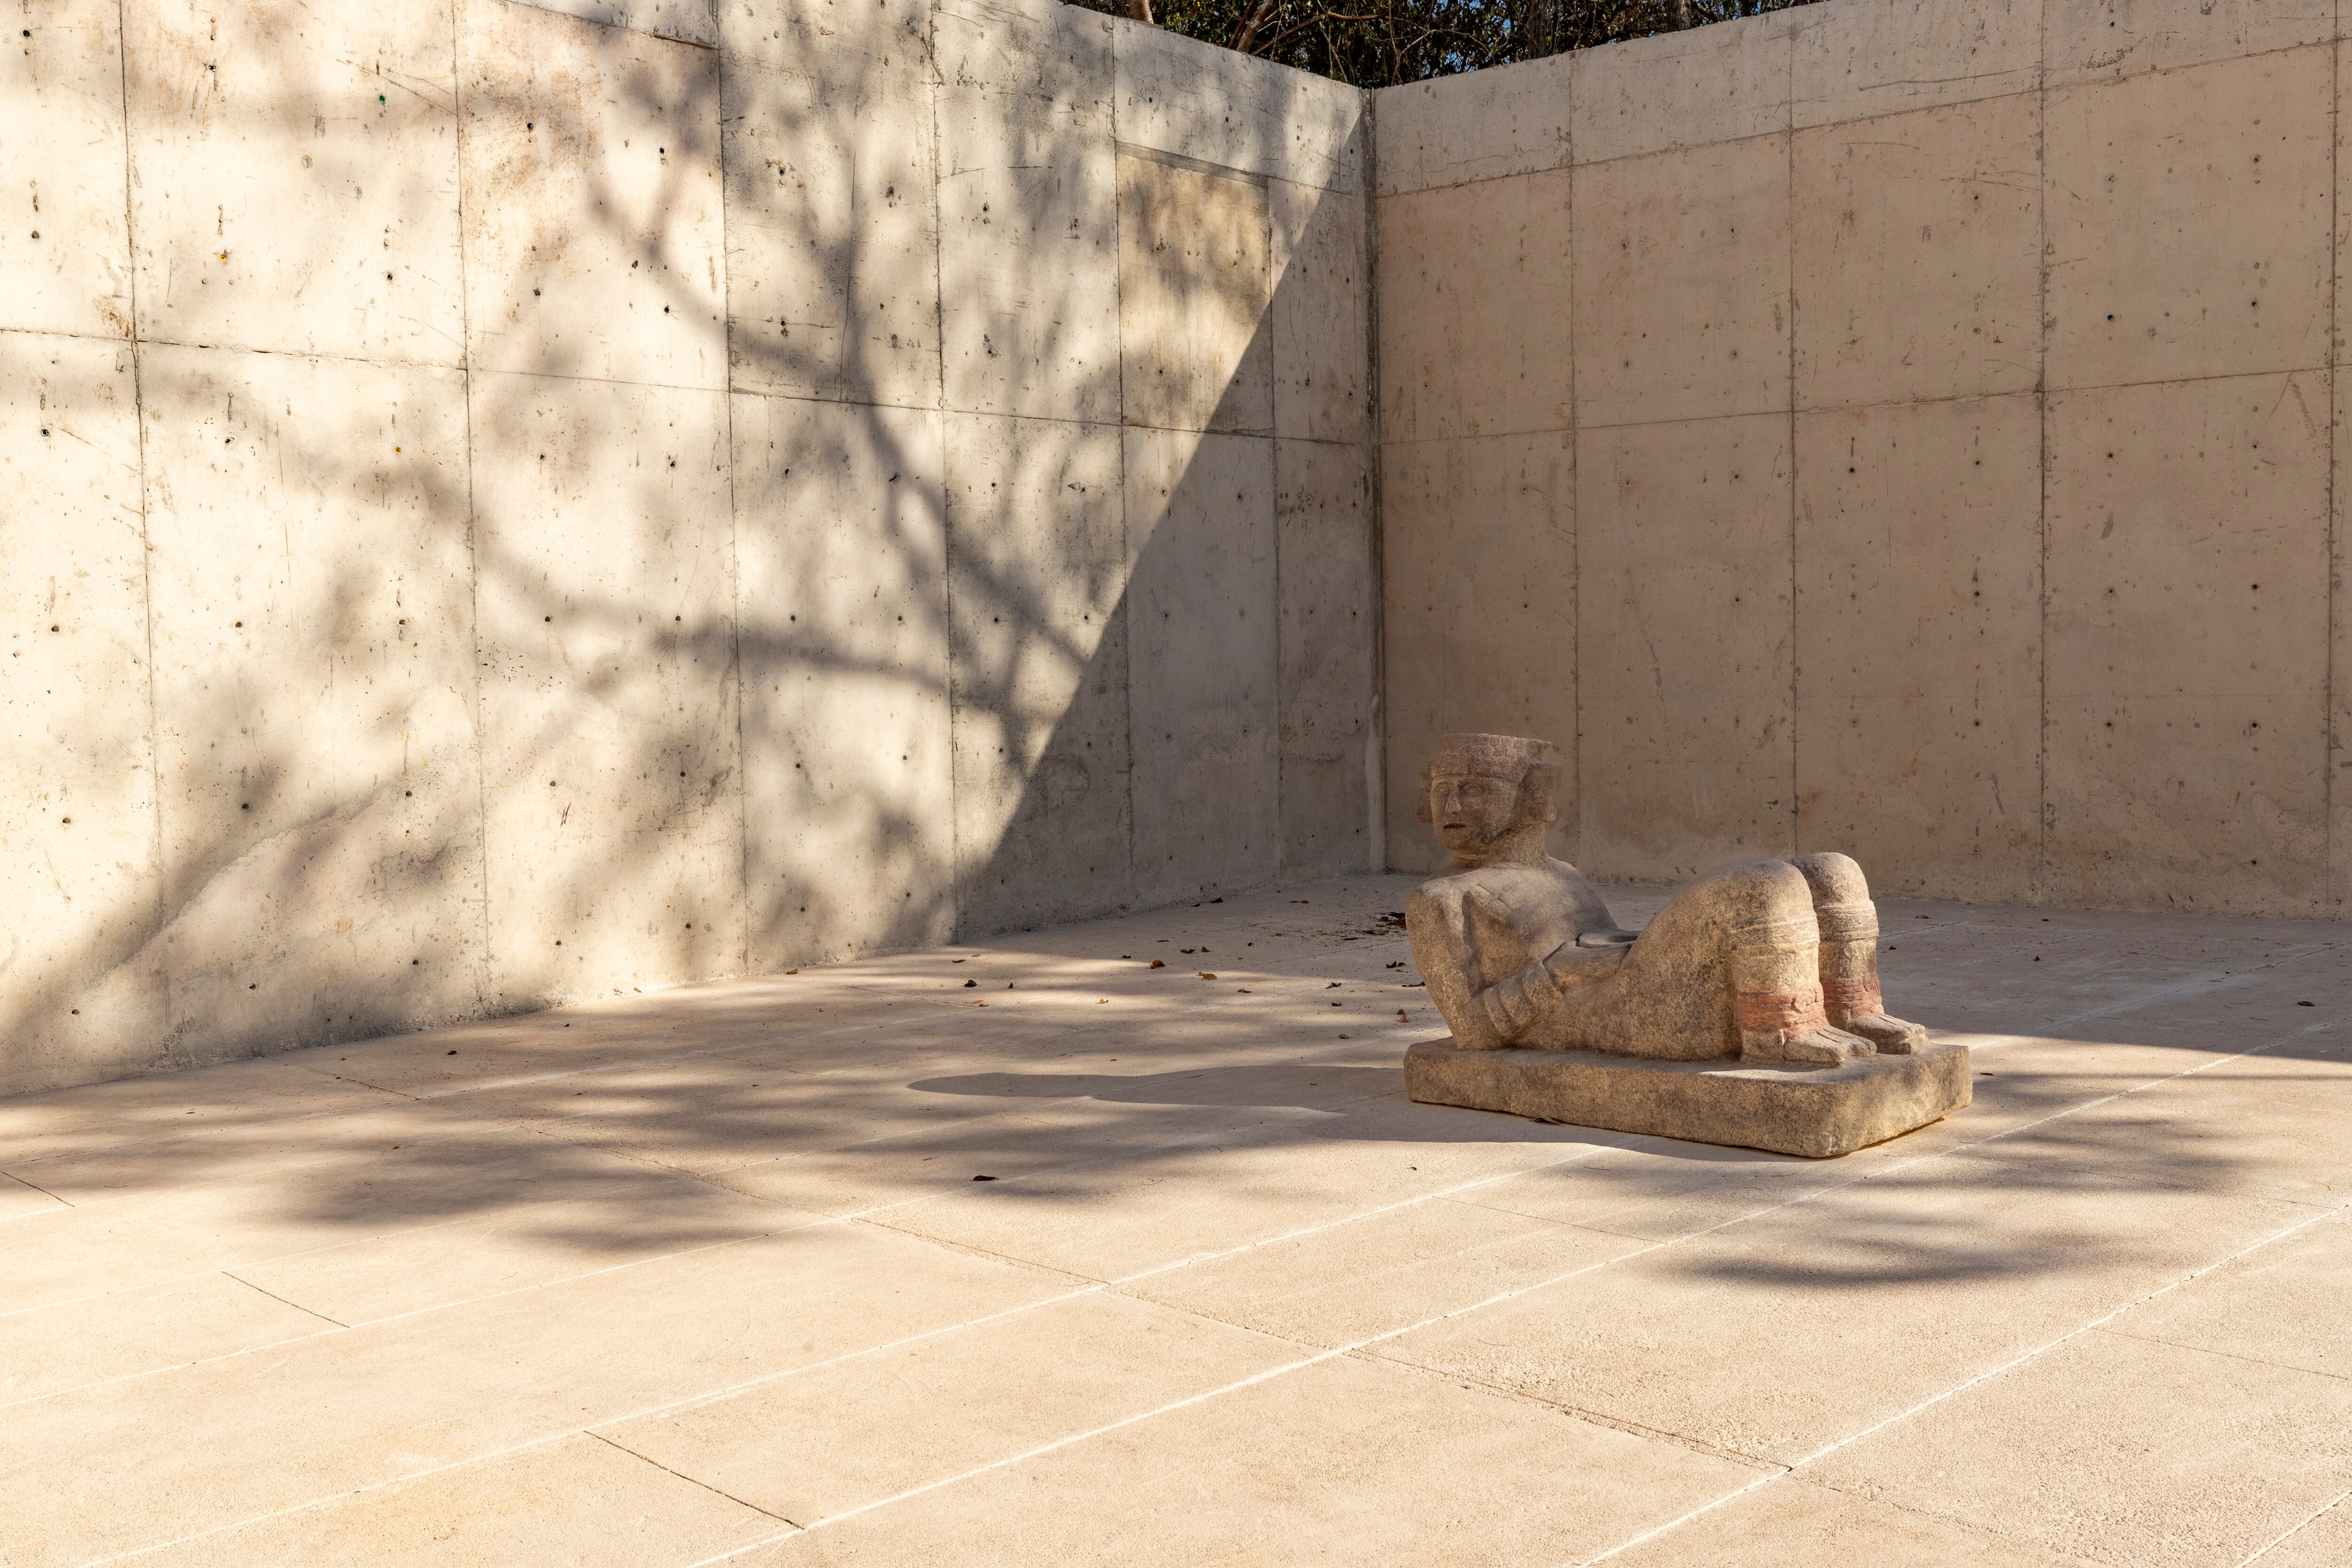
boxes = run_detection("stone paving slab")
[1,873,2348,1567]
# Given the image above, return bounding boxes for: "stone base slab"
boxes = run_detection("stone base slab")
[1404,1037,1971,1159]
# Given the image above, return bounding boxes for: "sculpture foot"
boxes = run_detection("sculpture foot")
[1740,1025,1876,1067]
[1837,1011,1927,1055]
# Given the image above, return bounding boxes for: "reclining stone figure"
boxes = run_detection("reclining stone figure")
[1405,732,1926,1067]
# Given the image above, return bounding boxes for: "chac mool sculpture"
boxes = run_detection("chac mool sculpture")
[1402,734,1969,1157]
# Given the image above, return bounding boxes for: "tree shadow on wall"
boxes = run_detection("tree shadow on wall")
[0,0,1374,1095]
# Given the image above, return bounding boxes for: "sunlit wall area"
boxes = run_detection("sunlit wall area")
[1376,0,2350,921]
[0,0,1377,1094]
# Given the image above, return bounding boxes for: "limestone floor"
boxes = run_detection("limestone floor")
[4,874,2351,1567]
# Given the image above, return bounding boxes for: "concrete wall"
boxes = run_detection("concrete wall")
[1376,0,2350,921]
[0,0,1377,1094]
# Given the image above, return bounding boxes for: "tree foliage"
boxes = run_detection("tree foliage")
[1065,0,1817,88]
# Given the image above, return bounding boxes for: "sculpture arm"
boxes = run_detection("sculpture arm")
[1470,903,1629,1044]
[1408,886,1628,1050]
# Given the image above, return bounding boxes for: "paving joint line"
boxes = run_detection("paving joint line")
[2240,1480,2352,1567]
[0,1170,71,1210]
[1573,1197,2352,1566]
[56,1143,1631,1565]
[219,1272,350,1330]
[582,1431,801,1528]
[1,1067,1451,1346]
[679,1011,2352,1560]
[2091,1287,2352,1387]
[46,994,2346,1560]
[1351,1350,1782,1472]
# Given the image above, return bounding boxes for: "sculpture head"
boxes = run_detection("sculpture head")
[1418,733,1559,861]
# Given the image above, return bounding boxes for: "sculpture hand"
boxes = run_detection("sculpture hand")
[1541,935,1629,986]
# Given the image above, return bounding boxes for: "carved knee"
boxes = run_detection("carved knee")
[1790,854,1923,1050]
[1794,852,1878,979]
[1710,859,1816,926]
[1714,861,1818,986]
[1792,851,1869,907]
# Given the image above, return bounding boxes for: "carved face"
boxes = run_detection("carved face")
[1428,771,1526,853]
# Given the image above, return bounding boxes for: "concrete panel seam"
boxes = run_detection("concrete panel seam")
[0,324,150,349]
[1119,417,1279,438]
[1793,387,2060,419]
[444,363,737,399]
[723,385,956,420]
[491,0,719,50]
[1370,159,1573,198]
[113,0,170,1070]
[38,332,472,381]
[453,0,497,1021]
[930,0,965,941]
[2036,0,2051,907]
[2049,364,2339,398]
[73,331,760,398]
[1378,421,1576,446]
[1785,84,2042,145]
[1596,366,2344,429]
[1565,92,1581,871]
[1577,403,1796,434]
[932,405,1131,432]
[1364,92,1389,873]
[1784,16,1800,861]
[2047,34,2335,95]
[1113,139,1271,190]
[718,48,752,984]
[2328,17,2342,911]
[1570,123,1794,172]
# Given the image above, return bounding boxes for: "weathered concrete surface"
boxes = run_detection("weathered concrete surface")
[733,395,956,970]
[1406,1039,1972,1159]
[4,0,1377,1094]
[470,372,744,1011]
[1571,6,1796,166]
[1572,133,1790,429]
[1792,93,2041,410]
[1794,395,2043,902]
[512,0,720,46]
[1275,440,1379,878]
[1790,0,2040,127]
[1117,151,1273,436]
[946,413,1135,934]
[0,0,133,339]
[721,0,939,406]
[460,0,728,389]
[1125,427,1280,905]
[3,875,2346,1563]
[142,346,487,1054]
[1111,16,1365,193]
[1380,431,1575,876]
[0,336,159,1088]
[2043,372,2330,915]
[128,0,465,365]
[1270,177,1368,441]
[1379,0,2351,919]
[936,0,1120,422]
[1376,167,1571,442]
[1374,52,1569,199]
[2044,0,2331,89]
[2045,46,2331,393]
[1577,414,1795,880]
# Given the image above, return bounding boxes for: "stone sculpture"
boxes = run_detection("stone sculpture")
[1402,733,1969,1157]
